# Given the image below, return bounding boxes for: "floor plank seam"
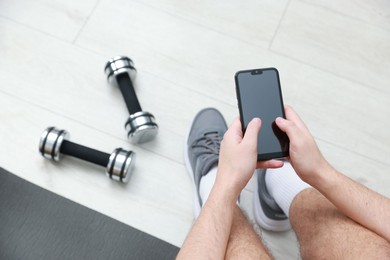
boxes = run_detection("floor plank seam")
[72,0,102,44]
[130,0,270,49]
[269,48,390,96]
[314,135,390,168]
[267,0,292,50]
[301,1,390,33]
[0,15,70,43]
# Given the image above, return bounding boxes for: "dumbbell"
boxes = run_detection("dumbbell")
[105,56,158,144]
[39,127,135,183]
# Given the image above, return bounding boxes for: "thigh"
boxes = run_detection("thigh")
[290,189,390,259]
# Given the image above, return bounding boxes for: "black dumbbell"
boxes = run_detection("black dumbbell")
[105,56,158,144]
[39,127,135,183]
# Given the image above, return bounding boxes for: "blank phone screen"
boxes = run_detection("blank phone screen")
[235,68,289,160]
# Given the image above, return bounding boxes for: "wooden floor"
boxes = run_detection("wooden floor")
[1,0,389,258]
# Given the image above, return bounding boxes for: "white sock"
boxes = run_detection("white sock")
[199,166,218,205]
[265,162,311,217]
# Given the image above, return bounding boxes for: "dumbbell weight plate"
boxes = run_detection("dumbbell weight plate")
[39,127,69,161]
[105,56,137,85]
[107,148,136,183]
[125,111,158,144]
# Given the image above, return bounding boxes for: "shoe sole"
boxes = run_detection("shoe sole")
[253,172,291,232]
[184,118,202,219]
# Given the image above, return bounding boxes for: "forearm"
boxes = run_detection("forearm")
[177,181,236,260]
[312,167,390,242]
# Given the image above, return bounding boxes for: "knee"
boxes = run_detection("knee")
[290,188,338,226]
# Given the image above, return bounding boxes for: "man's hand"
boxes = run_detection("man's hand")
[275,106,332,185]
[216,117,283,200]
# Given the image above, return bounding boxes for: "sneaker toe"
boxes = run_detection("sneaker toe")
[187,108,227,144]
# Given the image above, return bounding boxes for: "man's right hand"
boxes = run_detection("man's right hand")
[275,106,333,186]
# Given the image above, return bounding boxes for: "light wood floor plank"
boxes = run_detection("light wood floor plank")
[271,0,390,93]
[0,0,98,41]
[300,0,390,31]
[132,0,289,48]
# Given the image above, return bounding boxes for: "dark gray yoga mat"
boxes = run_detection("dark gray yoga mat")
[0,168,179,260]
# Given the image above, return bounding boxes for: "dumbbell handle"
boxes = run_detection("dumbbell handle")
[116,72,142,114]
[60,140,110,168]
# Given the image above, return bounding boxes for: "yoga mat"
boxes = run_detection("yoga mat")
[0,168,179,259]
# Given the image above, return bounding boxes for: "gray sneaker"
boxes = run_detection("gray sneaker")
[253,168,291,231]
[184,108,227,217]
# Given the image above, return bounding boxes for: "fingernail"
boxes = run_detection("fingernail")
[276,117,284,123]
[252,117,261,124]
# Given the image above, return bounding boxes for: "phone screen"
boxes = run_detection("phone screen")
[235,68,289,160]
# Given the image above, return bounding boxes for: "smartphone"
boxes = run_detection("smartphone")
[235,68,289,160]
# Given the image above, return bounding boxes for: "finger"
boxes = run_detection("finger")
[284,105,308,131]
[256,159,284,169]
[225,117,243,140]
[275,116,301,142]
[242,118,261,148]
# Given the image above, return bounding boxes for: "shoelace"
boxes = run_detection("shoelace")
[190,131,222,157]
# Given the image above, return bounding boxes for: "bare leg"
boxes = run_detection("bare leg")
[225,205,272,260]
[290,188,390,259]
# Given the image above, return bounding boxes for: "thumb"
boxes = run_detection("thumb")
[242,118,261,148]
[275,117,300,141]
[275,117,288,132]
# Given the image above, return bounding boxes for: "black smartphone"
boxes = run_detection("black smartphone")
[235,68,289,160]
